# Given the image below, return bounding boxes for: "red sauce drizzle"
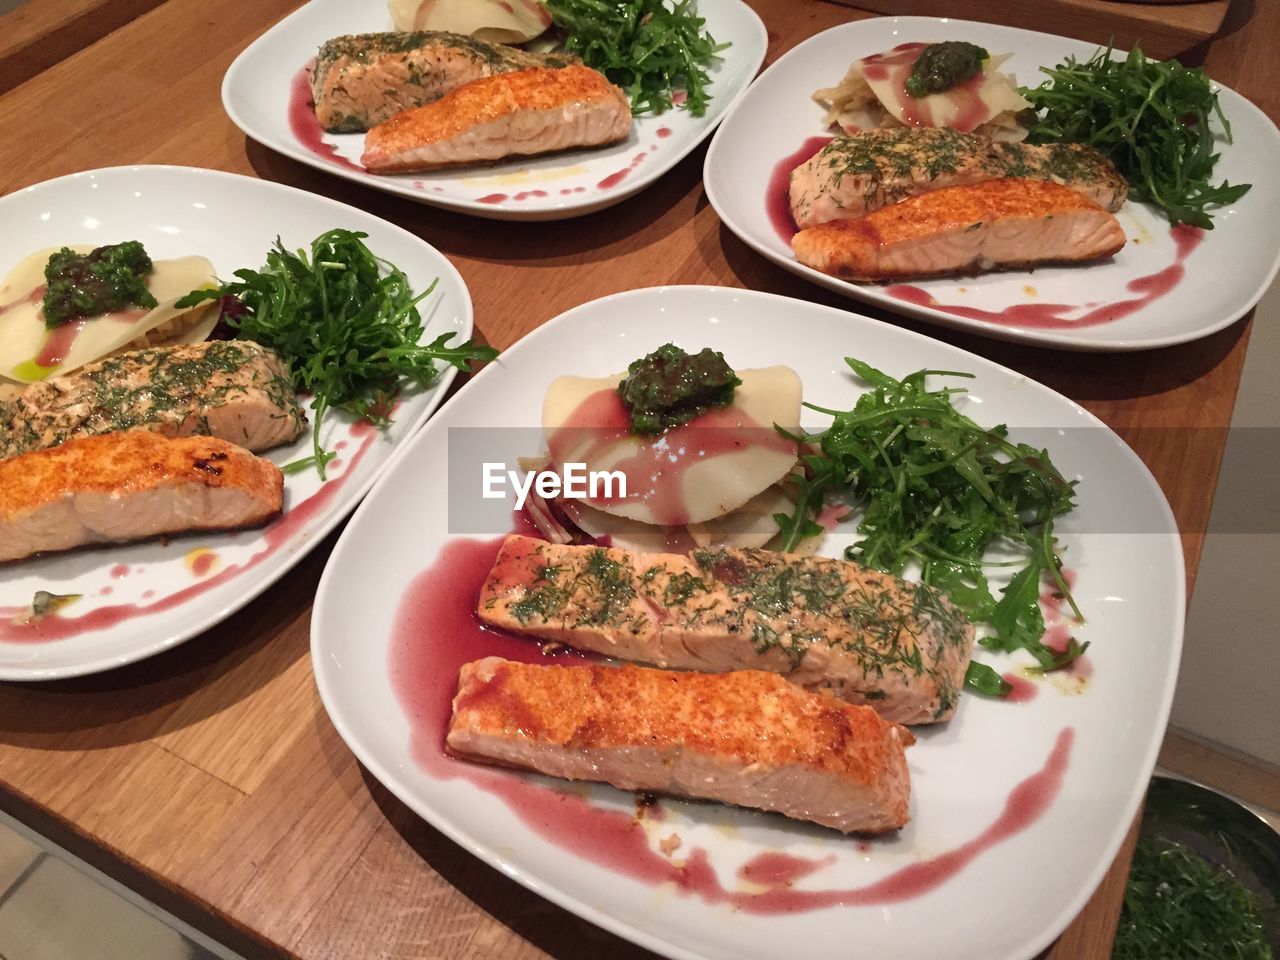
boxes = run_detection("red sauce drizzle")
[0,427,378,643]
[656,127,672,138]
[545,389,798,527]
[191,552,217,577]
[0,284,45,317]
[1001,673,1039,703]
[766,137,834,244]
[110,564,130,579]
[390,536,1076,913]
[35,321,86,367]
[513,190,548,201]
[597,150,649,191]
[886,225,1203,329]
[740,853,837,886]
[477,193,508,204]
[288,64,366,174]
[1040,567,1091,677]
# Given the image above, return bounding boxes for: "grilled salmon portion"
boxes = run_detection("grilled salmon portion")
[0,432,282,563]
[478,535,973,724]
[0,341,305,462]
[311,31,578,133]
[792,178,1126,281]
[362,65,631,173]
[448,657,914,833]
[789,128,1127,229]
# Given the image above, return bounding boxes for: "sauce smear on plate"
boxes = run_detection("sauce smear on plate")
[390,532,1077,912]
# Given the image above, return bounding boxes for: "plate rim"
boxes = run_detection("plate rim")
[0,163,474,681]
[221,0,768,222]
[310,283,1187,960]
[703,15,1280,352]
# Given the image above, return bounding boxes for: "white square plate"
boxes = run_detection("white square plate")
[0,166,472,679]
[312,285,1185,960]
[223,0,766,221]
[704,18,1280,351]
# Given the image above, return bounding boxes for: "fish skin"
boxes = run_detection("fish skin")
[792,177,1126,281]
[0,432,282,563]
[362,65,632,173]
[448,656,914,833]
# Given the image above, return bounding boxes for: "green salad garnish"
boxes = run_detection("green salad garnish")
[177,229,495,478]
[544,0,728,116]
[776,357,1083,695]
[1022,45,1251,228]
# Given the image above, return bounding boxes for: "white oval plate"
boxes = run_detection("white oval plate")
[223,0,765,221]
[312,286,1184,960]
[704,18,1280,351]
[0,165,473,680]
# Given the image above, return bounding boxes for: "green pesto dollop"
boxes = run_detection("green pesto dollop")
[617,343,741,436]
[905,41,989,99]
[42,241,158,328]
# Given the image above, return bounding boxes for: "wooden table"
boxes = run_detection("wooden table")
[0,0,1274,957]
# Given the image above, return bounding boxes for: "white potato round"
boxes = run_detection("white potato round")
[0,246,217,382]
[542,366,802,526]
[388,0,552,43]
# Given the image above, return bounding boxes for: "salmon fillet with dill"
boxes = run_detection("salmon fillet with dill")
[478,535,975,724]
[310,31,580,133]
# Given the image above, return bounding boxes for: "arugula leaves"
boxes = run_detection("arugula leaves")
[544,0,728,116]
[778,358,1086,696]
[177,229,495,478]
[1021,45,1251,228]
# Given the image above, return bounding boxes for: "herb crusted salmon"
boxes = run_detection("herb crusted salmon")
[310,31,579,133]
[362,65,631,173]
[478,535,975,724]
[0,341,305,462]
[789,127,1128,230]
[0,432,282,564]
[448,657,914,833]
[792,178,1126,281]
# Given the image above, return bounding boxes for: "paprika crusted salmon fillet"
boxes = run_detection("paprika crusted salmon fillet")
[0,432,282,563]
[477,535,974,724]
[362,65,632,173]
[448,657,914,833]
[311,31,578,133]
[0,341,305,462]
[791,178,1126,281]
[789,127,1128,229]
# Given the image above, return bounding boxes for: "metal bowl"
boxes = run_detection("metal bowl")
[1138,775,1280,949]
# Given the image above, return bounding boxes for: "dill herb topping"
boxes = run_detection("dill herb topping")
[1115,837,1275,960]
[775,357,1084,695]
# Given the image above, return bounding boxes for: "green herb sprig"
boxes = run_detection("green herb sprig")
[177,229,495,478]
[775,358,1084,694]
[1115,838,1275,959]
[544,0,728,116]
[1021,45,1251,228]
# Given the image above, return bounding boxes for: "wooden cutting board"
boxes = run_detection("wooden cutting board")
[824,0,1233,60]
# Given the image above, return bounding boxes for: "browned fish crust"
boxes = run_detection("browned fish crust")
[448,656,914,833]
[362,65,631,173]
[478,535,974,724]
[792,178,1126,281]
[0,432,283,563]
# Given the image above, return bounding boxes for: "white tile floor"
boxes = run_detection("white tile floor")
[0,812,240,960]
